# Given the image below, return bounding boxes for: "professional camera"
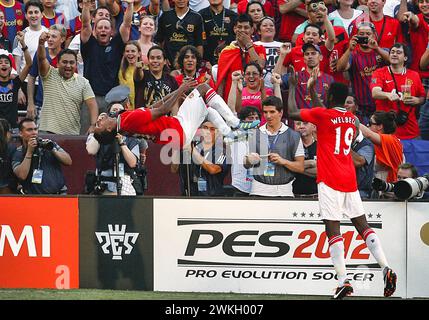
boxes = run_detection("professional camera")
[372,177,395,192]
[37,138,55,150]
[394,174,429,200]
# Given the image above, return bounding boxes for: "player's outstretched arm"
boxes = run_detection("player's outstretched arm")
[287,66,302,121]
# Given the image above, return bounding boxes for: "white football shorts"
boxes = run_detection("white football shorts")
[317,182,365,221]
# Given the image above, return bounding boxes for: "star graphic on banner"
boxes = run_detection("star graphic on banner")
[293,212,298,218]
[317,213,321,218]
[301,212,306,218]
[309,212,314,218]
[368,213,373,219]
[376,213,382,219]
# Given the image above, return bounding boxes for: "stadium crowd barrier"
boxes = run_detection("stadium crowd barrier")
[9,135,429,196]
[1,196,428,298]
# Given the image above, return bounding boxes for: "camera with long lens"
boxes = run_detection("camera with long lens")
[372,177,396,192]
[394,174,429,200]
[37,137,55,150]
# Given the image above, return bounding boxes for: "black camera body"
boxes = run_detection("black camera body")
[37,138,55,151]
[356,36,369,45]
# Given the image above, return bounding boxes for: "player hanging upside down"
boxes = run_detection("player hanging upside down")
[287,67,397,300]
[93,82,260,147]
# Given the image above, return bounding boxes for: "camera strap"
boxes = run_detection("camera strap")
[377,16,386,44]
[388,66,412,116]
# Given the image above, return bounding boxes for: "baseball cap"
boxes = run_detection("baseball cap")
[302,42,322,54]
[105,85,130,104]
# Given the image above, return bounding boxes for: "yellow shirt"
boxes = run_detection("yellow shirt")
[118,65,136,110]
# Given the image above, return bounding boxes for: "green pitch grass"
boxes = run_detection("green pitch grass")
[0,289,398,300]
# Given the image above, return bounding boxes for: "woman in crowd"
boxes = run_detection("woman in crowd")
[245,1,266,41]
[134,45,178,109]
[227,62,275,120]
[119,41,141,110]
[137,15,157,65]
[359,110,404,184]
[329,0,363,34]
[254,16,282,89]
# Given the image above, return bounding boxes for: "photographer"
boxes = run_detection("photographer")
[86,104,140,195]
[12,118,72,194]
[336,22,390,125]
[372,163,429,200]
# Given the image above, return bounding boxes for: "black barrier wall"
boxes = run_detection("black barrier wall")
[79,196,154,290]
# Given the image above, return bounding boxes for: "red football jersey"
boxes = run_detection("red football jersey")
[370,66,425,140]
[278,0,306,42]
[118,108,184,147]
[409,14,429,78]
[300,107,358,192]
[283,45,330,73]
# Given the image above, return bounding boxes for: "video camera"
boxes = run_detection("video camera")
[37,137,55,151]
[394,174,429,200]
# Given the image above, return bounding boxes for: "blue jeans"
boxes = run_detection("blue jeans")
[419,100,429,140]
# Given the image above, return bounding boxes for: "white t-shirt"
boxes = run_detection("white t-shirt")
[68,34,84,76]
[56,0,80,22]
[12,26,49,83]
[254,40,282,89]
[329,9,363,35]
[383,0,401,17]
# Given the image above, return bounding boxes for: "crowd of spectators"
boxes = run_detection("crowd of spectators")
[0,0,428,198]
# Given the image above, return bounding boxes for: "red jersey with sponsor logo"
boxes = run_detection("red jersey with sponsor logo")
[118,108,184,147]
[370,66,425,139]
[300,107,358,192]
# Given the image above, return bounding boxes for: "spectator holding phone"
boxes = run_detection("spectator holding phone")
[336,21,390,125]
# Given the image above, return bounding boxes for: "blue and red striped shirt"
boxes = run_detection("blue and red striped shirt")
[349,47,385,114]
[292,70,334,109]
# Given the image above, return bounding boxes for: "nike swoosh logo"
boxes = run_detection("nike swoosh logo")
[204,19,212,23]
[300,82,307,85]
[333,286,346,299]
[386,80,393,83]
[166,24,172,27]
[294,60,301,62]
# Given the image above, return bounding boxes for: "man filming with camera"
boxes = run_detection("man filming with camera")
[12,118,72,194]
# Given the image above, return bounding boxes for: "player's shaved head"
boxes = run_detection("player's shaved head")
[327,82,349,108]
